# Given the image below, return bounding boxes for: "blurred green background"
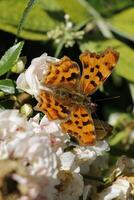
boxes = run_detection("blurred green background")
[0,0,134,157]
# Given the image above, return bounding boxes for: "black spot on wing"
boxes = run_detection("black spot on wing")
[81,113,88,117]
[78,126,82,129]
[61,77,65,81]
[47,104,51,108]
[55,69,60,74]
[60,105,70,114]
[83,62,89,69]
[75,121,79,125]
[83,120,92,126]
[67,73,78,81]
[55,101,59,106]
[74,114,78,118]
[109,66,114,71]
[96,55,100,59]
[95,65,100,69]
[67,120,73,125]
[105,62,108,66]
[90,80,97,87]
[84,75,89,79]
[96,71,103,80]
[90,67,94,72]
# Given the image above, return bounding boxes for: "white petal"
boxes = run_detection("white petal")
[97,178,130,200]
[60,152,78,172]
[17,53,59,97]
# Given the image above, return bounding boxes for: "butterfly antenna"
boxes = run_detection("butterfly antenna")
[94,96,120,102]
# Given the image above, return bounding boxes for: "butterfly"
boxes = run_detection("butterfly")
[36,48,119,146]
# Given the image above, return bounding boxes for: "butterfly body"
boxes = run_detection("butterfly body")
[37,48,119,146]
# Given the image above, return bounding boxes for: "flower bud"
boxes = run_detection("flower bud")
[0,91,5,98]
[20,104,33,117]
[11,58,25,73]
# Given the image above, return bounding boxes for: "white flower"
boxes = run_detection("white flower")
[0,109,63,200]
[56,171,84,200]
[0,109,29,140]
[74,140,109,165]
[56,146,83,200]
[29,114,69,151]
[60,152,79,172]
[108,112,121,125]
[16,53,59,97]
[97,178,131,200]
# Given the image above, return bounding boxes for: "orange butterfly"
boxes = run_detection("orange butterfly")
[37,48,119,146]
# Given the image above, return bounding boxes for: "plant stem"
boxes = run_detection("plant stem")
[54,40,65,58]
[15,0,37,44]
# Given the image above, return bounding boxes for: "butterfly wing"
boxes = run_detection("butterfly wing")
[61,105,96,146]
[43,56,80,91]
[37,91,96,146]
[79,48,119,96]
[94,119,113,140]
[36,90,70,120]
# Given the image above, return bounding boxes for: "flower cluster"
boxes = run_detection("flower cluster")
[47,14,84,48]
[0,53,133,200]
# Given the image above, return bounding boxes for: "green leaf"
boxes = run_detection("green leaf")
[87,0,134,17]
[0,79,16,94]
[0,0,90,41]
[80,38,134,82]
[56,0,91,24]
[108,8,134,41]
[0,42,24,76]
[76,0,112,38]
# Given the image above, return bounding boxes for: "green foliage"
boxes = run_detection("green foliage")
[0,42,23,109]
[109,7,134,41]
[0,0,90,40]
[0,79,16,94]
[56,0,91,24]
[0,42,24,76]
[108,113,134,158]
[87,0,134,17]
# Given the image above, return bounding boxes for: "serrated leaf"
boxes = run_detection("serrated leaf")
[80,38,134,82]
[0,42,24,76]
[0,79,16,94]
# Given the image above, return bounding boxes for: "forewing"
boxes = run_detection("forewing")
[61,105,96,146]
[79,48,119,95]
[43,56,80,91]
[36,90,70,120]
